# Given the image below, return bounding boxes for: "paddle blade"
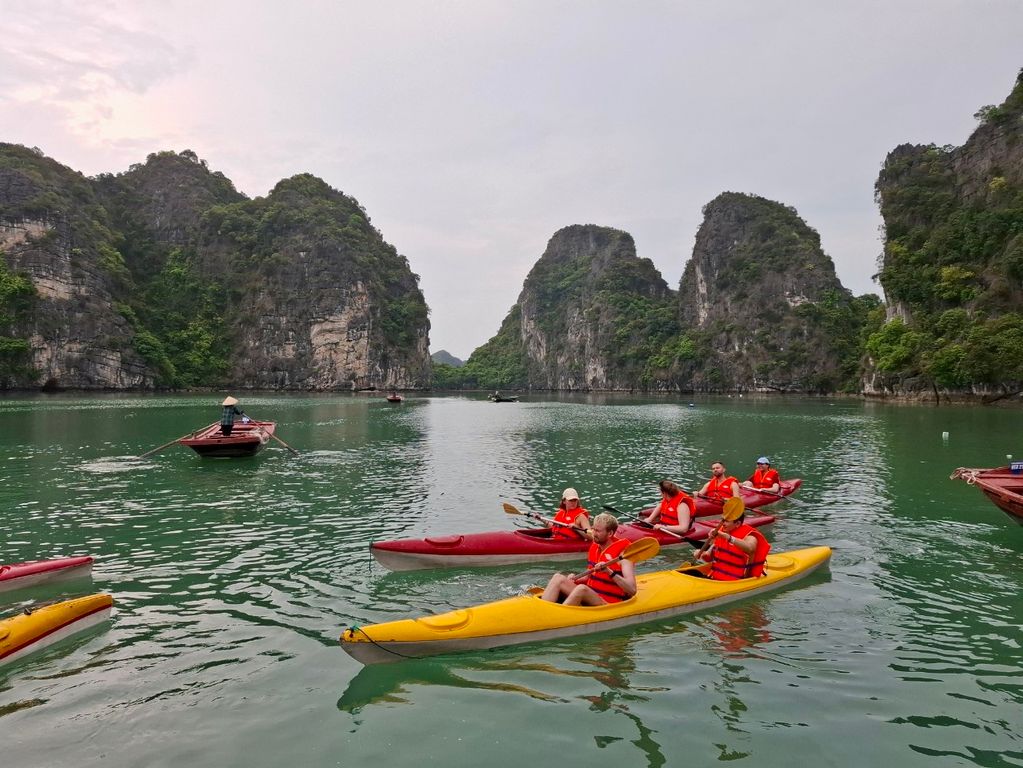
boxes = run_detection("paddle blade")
[623,537,660,563]
[722,497,745,521]
[502,502,524,516]
[602,504,622,515]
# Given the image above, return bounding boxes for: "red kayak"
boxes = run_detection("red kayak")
[178,420,275,457]
[370,513,776,571]
[0,556,94,593]
[690,479,801,516]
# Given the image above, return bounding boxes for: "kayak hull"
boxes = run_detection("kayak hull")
[178,421,275,457]
[0,594,113,668]
[341,546,831,664]
[691,478,801,516]
[371,513,776,571]
[0,556,94,593]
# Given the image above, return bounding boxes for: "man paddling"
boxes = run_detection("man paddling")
[698,461,741,502]
[541,513,637,605]
[695,499,771,580]
[742,456,781,493]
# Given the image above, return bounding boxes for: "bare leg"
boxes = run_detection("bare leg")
[541,573,577,603]
[562,584,607,606]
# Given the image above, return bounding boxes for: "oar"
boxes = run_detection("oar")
[742,485,801,503]
[249,418,300,455]
[503,503,589,537]
[138,432,194,459]
[572,537,660,583]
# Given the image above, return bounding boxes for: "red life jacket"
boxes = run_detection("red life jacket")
[551,506,589,539]
[585,537,631,602]
[706,475,739,500]
[710,524,771,580]
[747,468,780,489]
[659,492,695,528]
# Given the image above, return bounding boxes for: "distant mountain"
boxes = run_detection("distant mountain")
[431,350,464,367]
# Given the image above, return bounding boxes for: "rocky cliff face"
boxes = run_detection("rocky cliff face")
[0,147,431,390]
[466,225,678,390]
[672,193,871,392]
[196,174,430,390]
[0,144,152,389]
[869,68,1023,399]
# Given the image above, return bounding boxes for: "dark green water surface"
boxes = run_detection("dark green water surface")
[1,393,1021,767]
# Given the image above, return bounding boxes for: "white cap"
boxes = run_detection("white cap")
[562,487,579,501]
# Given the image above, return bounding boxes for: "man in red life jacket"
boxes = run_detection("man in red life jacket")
[741,456,781,494]
[698,461,741,502]
[541,513,637,605]
[548,487,591,540]
[695,498,771,580]
[641,479,696,537]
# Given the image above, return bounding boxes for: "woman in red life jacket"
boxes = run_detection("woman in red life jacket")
[695,498,771,581]
[641,479,696,537]
[548,487,591,540]
[541,513,637,605]
[698,461,741,502]
[741,456,781,494]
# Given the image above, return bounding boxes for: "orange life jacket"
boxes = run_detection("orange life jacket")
[747,468,780,489]
[551,506,589,539]
[659,492,695,528]
[706,475,739,500]
[710,524,771,580]
[585,537,631,603]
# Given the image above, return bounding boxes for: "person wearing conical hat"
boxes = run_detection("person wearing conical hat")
[220,396,245,436]
[695,498,771,580]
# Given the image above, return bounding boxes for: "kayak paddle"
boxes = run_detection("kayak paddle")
[502,503,590,537]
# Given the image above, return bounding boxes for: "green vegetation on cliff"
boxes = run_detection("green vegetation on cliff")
[0,257,37,386]
[872,69,1023,392]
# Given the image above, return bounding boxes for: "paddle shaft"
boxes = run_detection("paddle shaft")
[247,416,299,455]
[138,432,193,459]
[602,504,691,541]
[506,505,589,537]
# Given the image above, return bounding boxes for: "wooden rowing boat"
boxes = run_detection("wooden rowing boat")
[951,465,1023,524]
[178,420,276,458]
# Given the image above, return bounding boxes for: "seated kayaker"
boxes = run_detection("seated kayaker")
[741,456,781,494]
[220,396,245,436]
[695,499,770,580]
[540,513,637,605]
[549,488,591,539]
[698,461,741,502]
[640,479,695,537]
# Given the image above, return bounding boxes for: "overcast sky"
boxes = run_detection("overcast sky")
[1,2,1020,359]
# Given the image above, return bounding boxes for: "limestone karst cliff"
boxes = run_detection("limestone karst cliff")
[0,147,431,390]
[672,193,875,392]
[870,68,1023,399]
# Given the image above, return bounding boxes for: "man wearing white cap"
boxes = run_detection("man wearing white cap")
[742,457,781,494]
[220,396,245,436]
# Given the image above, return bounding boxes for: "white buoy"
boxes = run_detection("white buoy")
[942,431,949,441]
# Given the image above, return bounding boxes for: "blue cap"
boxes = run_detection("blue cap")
[757,456,770,464]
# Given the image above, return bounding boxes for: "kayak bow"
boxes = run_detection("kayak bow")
[0,594,113,668]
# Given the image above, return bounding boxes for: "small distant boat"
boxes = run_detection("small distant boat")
[488,394,519,403]
[0,556,94,593]
[952,466,1023,524]
[178,420,275,458]
[386,393,404,403]
[0,594,113,668]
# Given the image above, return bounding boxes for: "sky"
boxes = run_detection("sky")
[1,2,1021,360]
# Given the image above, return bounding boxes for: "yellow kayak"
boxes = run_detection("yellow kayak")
[341,546,831,664]
[0,594,113,668]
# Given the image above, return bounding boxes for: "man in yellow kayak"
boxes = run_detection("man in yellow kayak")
[695,498,771,580]
[540,513,638,605]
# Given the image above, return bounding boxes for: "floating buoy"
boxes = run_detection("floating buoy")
[942,431,949,442]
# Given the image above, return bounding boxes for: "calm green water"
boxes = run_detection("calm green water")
[1,393,1021,767]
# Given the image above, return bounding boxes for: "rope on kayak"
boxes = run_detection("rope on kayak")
[950,467,980,484]
[345,625,419,660]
